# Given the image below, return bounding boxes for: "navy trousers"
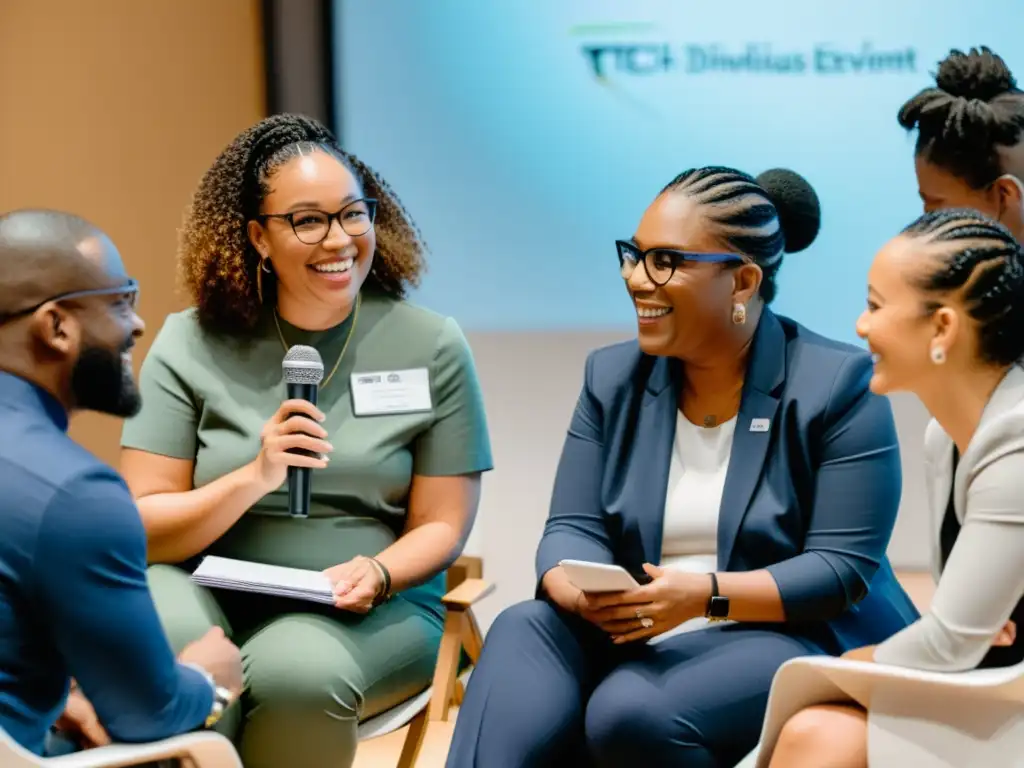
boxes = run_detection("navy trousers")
[446,599,821,768]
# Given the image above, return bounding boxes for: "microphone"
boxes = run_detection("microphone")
[281,345,325,519]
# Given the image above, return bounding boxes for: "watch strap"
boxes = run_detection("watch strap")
[205,686,234,728]
[182,662,233,728]
[705,573,730,621]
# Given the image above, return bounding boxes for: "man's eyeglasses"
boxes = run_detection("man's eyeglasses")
[616,240,746,286]
[257,198,379,245]
[0,279,140,325]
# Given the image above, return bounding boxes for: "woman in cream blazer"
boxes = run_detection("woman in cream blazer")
[764,208,1024,767]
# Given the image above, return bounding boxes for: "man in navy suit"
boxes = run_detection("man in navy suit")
[447,168,918,767]
[0,210,242,755]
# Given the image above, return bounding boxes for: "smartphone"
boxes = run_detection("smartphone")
[559,559,641,593]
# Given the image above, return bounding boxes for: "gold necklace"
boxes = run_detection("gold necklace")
[273,295,361,389]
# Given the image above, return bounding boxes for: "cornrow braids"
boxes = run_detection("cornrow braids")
[178,113,426,335]
[661,166,821,303]
[904,207,1024,365]
[898,47,1024,188]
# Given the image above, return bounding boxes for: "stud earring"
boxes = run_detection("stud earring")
[732,302,747,325]
[930,345,946,365]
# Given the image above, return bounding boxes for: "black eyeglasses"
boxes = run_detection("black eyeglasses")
[258,198,379,245]
[0,279,140,325]
[616,240,746,286]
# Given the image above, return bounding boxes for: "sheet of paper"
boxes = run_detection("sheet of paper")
[191,555,335,605]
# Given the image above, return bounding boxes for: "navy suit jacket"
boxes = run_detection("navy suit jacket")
[536,310,919,654]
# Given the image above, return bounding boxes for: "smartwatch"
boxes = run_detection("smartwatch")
[705,573,730,621]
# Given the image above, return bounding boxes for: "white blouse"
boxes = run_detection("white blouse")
[654,413,736,641]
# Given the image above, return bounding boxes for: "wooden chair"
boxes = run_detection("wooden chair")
[355,555,492,767]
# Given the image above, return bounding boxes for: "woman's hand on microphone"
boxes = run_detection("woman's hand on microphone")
[252,399,332,491]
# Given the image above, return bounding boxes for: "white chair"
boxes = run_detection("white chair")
[744,655,1024,767]
[0,727,240,768]
[355,555,492,767]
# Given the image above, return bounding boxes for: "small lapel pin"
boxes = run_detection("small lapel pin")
[749,418,770,433]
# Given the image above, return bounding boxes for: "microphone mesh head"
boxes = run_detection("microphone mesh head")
[282,345,325,385]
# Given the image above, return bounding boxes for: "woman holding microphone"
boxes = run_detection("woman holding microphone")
[119,114,493,768]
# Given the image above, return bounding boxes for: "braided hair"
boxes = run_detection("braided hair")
[904,207,1024,365]
[661,166,821,303]
[178,114,426,334]
[898,47,1024,188]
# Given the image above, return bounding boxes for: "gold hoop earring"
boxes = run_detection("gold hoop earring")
[732,302,747,325]
[256,257,272,304]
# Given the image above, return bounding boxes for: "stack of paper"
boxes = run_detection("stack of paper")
[191,555,336,605]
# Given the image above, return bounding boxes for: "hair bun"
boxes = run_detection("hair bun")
[936,46,1018,102]
[756,168,821,254]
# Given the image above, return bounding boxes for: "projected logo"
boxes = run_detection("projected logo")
[573,24,917,79]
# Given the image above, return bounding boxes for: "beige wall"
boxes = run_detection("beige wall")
[0,0,265,467]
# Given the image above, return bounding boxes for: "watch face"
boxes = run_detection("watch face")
[709,595,730,619]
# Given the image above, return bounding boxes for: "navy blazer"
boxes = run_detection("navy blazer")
[535,310,919,654]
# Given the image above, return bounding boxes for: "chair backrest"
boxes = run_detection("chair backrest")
[988,658,1024,692]
[0,726,43,767]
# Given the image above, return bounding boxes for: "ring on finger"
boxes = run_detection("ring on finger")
[640,617,654,629]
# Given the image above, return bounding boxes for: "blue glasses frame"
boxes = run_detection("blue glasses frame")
[616,239,745,286]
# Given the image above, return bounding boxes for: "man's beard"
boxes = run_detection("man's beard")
[70,341,142,418]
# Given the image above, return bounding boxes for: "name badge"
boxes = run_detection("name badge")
[350,368,432,416]
[749,418,771,433]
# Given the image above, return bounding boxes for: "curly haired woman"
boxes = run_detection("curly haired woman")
[119,114,493,768]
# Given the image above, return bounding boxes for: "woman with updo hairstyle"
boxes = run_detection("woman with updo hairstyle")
[118,114,492,768]
[763,209,1024,768]
[899,46,1024,240]
[446,167,917,768]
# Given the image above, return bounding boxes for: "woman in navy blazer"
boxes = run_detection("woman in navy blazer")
[446,167,918,768]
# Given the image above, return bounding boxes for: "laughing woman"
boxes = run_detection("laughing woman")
[446,166,917,768]
[765,208,1024,768]
[118,114,493,768]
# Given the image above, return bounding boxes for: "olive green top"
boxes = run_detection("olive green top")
[121,290,493,618]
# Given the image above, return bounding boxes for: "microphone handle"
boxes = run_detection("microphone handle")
[285,382,319,519]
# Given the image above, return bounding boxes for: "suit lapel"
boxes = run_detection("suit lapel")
[931,436,954,579]
[627,355,680,568]
[717,311,786,569]
[953,363,1024,519]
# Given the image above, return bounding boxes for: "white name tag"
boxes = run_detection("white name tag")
[350,368,432,416]
[749,418,771,433]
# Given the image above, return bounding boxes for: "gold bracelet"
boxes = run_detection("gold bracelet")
[366,557,391,604]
